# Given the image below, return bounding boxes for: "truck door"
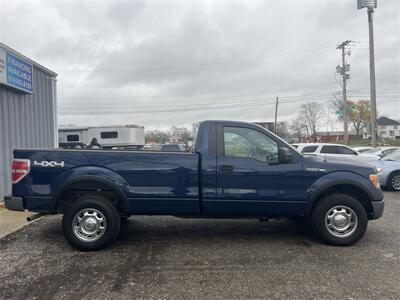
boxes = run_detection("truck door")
[215,124,304,216]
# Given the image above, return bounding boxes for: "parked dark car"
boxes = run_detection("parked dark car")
[6,120,384,251]
[160,144,185,152]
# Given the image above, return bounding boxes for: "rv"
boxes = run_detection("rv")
[58,125,145,149]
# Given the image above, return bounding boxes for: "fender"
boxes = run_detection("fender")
[50,166,130,213]
[304,171,383,216]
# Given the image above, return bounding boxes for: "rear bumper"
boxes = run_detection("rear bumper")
[371,199,384,220]
[4,196,25,211]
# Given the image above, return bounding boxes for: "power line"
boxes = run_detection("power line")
[59,91,338,112]
[57,93,349,116]
[58,97,398,116]
[56,46,336,73]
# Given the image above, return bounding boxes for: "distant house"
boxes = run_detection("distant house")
[168,135,183,144]
[363,116,400,139]
[145,138,158,144]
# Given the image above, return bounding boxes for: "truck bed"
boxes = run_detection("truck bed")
[12,149,200,214]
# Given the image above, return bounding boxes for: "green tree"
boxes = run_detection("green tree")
[332,99,372,136]
[349,100,372,136]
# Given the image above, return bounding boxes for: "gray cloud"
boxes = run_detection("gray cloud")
[2,0,399,130]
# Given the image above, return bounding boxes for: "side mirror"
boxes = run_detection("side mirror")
[279,147,293,164]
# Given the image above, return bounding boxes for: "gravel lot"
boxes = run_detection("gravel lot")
[0,192,399,299]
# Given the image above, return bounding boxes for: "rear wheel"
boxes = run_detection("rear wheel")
[62,195,121,251]
[388,172,400,191]
[311,193,368,246]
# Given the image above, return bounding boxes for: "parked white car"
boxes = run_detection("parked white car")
[352,146,375,153]
[358,147,399,160]
[292,143,396,163]
[292,143,359,158]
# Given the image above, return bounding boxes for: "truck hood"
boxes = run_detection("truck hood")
[303,155,377,179]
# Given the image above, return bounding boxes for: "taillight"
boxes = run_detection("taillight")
[12,159,30,184]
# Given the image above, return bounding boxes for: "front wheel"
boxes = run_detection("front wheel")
[388,172,400,191]
[311,193,368,246]
[62,195,121,251]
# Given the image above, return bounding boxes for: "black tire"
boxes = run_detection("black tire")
[120,216,129,226]
[62,195,121,251]
[387,172,400,191]
[311,193,368,246]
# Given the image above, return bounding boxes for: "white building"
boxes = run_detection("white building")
[363,116,400,140]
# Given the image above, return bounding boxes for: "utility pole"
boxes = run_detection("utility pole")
[336,40,351,145]
[274,97,279,134]
[358,0,378,147]
[368,7,378,147]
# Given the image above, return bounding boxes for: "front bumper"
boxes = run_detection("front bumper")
[371,199,384,220]
[4,196,25,211]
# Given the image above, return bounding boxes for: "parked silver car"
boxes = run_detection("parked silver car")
[369,149,400,191]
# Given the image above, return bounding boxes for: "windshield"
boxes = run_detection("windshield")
[357,148,373,153]
[382,149,400,161]
[363,148,381,154]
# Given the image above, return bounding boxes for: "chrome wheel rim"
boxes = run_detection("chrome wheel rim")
[391,175,400,190]
[72,208,107,242]
[325,205,358,238]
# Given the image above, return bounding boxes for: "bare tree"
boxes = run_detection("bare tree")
[275,121,290,139]
[299,102,325,142]
[145,130,169,144]
[290,116,308,142]
[146,126,193,144]
[169,126,193,143]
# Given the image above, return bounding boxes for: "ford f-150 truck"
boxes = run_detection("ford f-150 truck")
[5,120,384,251]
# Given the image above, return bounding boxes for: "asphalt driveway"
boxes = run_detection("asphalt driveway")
[0,192,399,299]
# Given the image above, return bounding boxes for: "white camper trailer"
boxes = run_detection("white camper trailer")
[59,125,145,149]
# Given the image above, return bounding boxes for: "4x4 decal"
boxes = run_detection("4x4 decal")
[33,160,65,168]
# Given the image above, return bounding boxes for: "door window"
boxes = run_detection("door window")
[223,127,278,163]
[320,145,340,154]
[338,146,357,155]
[301,145,318,153]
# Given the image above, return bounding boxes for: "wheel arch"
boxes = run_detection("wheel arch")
[305,175,379,220]
[52,174,130,214]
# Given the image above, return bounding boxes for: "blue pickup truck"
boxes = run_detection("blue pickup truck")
[5,120,384,250]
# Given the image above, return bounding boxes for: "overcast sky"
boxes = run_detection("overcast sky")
[1,0,399,130]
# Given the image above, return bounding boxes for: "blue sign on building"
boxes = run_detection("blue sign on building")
[0,49,33,94]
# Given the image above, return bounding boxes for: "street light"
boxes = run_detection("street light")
[357,0,378,147]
